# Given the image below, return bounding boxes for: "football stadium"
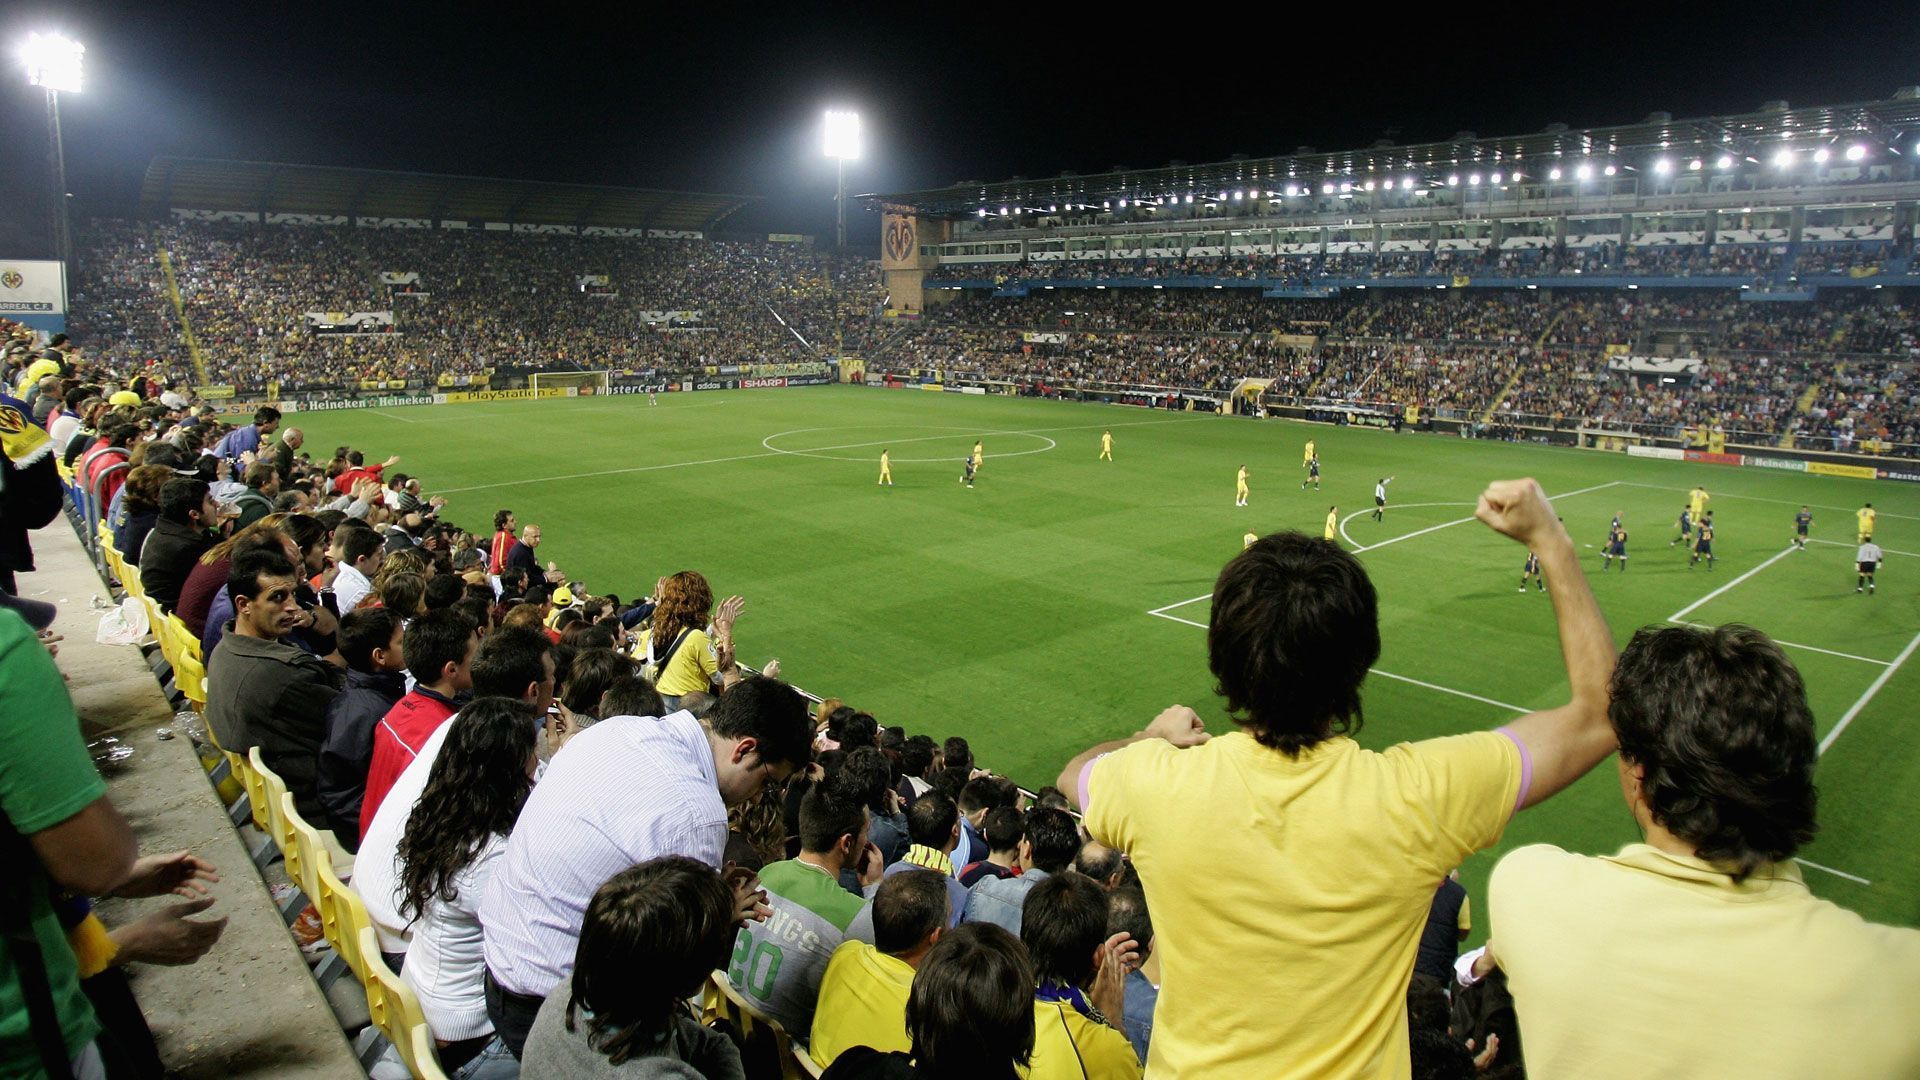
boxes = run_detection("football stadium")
[5,13,1920,1080]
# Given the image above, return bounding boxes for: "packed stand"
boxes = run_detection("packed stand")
[72,221,884,393]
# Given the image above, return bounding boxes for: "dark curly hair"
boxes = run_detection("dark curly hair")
[395,696,539,922]
[1210,532,1379,756]
[1610,624,1818,881]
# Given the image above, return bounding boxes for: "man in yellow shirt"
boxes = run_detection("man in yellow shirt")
[972,440,984,472]
[878,449,892,486]
[810,870,949,1067]
[1480,624,1920,1077]
[1057,479,1617,1078]
[1022,874,1143,1079]
[1857,501,1876,542]
[1303,438,1316,466]
[1324,505,1338,543]
[1687,485,1709,522]
[1235,465,1249,507]
[1100,430,1113,461]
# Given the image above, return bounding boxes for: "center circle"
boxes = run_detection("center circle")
[761,425,1059,463]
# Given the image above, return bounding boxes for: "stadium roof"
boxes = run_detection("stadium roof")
[140,157,758,231]
[867,93,1920,217]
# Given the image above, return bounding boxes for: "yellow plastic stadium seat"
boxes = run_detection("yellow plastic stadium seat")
[702,971,811,1080]
[233,750,270,833]
[173,647,208,712]
[166,614,202,663]
[278,791,331,913]
[357,927,449,1080]
[317,857,374,983]
[250,747,296,864]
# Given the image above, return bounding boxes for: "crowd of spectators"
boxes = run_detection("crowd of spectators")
[73,221,885,393]
[924,240,1814,285]
[9,311,1920,1079]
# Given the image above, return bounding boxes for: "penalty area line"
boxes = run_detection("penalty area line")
[1818,629,1920,757]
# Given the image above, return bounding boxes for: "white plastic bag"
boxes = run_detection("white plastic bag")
[95,596,149,646]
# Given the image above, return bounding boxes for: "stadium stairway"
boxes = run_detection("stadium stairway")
[33,520,361,1076]
[1783,378,1829,450]
[1480,306,1570,425]
[154,238,212,386]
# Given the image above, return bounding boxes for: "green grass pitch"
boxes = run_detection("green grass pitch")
[301,386,1920,937]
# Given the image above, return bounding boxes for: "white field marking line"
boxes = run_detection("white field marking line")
[1349,480,1622,554]
[1808,537,1920,559]
[1146,609,1528,713]
[1338,502,1474,550]
[1781,857,1873,883]
[1818,629,1920,757]
[1614,482,1920,523]
[1665,545,1797,623]
[1668,620,1891,667]
[1146,592,1214,616]
[369,409,420,424]
[436,415,1208,494]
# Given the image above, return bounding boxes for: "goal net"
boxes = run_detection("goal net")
[528,370,610,394]
[1576,425,1650,452]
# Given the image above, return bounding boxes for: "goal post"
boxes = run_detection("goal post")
[528,370,610,394]
[1576,425,1650,452]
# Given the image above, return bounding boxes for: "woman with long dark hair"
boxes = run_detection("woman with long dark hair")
[393,696,539,1079]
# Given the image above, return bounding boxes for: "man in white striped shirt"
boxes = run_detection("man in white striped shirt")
[479,675,815,1057]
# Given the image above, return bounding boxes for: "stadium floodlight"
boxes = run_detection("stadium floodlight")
[976,208,987,217]
[1339,182,1351,193]
[1653,158,1671,174]
[1468,173,1481,185]
[1232,190,1243,200]
[1403,175,1415,188]
[1813,147,1831,163]
[1575,163,1592,180]
[1322,182,1334,194]
[22,32,83,93]
[1845,144,1867,161]
[22,32,83,311]
[1716,155,1734,169]
[1363,180,1375,191]
[999,206,1009,216]
[1446,175,1459,186]
[1184,193,1193,203]
[1687,159,1702,171]
[1489,172,1502,184]
[1773,149,1794,167]
[822,109,860,249]
[1383,179,1395,190]
[1548,167,1562,180]
[1603,164,1617,176]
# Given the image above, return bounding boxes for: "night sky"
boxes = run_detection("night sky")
[1,1,1916,254]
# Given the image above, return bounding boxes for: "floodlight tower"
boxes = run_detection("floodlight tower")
[22,32,83,308]
[824,109,861,250]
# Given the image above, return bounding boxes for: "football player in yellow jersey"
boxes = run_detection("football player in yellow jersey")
[1235,465,1250,507]
[1303,438,1316,466]
[972,441,984,471]
[878,449,892,486]
[1324,505,1338,542]
[1688,486,1710,520]
[1857,502,1876,542]
[1100,430,1113,460]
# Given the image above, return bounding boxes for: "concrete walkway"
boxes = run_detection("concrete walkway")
[28,518,361,1077]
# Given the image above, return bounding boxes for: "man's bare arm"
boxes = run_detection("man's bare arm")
[1475,479,1618,810]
